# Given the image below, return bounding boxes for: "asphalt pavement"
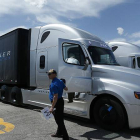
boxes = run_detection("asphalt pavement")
[0,101,140,140]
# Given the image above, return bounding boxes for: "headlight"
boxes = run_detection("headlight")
[134,92,140,99]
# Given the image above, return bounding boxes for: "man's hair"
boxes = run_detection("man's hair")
[47,69,57,75]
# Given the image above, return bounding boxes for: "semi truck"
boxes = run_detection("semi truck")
[107,42,140,70]
[1,24,140,131]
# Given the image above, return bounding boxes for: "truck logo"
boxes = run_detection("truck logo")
[100,43,110,49]
[0,51,11,60]
[89,41,92,45]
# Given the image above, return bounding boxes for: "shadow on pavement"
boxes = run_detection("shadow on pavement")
[64,115,140,140]
[4,102,140,140]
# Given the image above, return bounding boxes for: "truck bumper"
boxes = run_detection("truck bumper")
[124,103,140,129]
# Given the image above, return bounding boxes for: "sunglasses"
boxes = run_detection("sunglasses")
[48,73,52,76]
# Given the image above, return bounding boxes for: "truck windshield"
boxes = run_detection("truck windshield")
[88,46,119,65]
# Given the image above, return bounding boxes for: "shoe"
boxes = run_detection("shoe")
[67,101,73,103]
[63,137,69,140]
[51,134,63,138]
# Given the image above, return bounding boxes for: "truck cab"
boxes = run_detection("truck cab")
[25,25,140,130]
[107,42,140,70]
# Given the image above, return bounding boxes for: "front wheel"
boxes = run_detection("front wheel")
[93,96,126,131]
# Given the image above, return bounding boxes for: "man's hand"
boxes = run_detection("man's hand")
[49,107,54,113]
[50,94,58,113]
[64,87,68,91]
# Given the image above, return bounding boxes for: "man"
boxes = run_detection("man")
[47,69,69,140]
[65,53,80,65]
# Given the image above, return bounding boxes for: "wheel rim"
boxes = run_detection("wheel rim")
[1,96,5,100]
[11,92,17,103]
[99,104,117,125]
[1,91,6,100]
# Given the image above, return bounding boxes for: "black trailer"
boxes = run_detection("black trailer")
[0,28,31,104]
[0,28,30,87]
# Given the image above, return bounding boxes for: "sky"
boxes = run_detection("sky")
[0,0,140,46]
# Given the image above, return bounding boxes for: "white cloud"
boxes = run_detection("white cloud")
[0,26,27,36]
[131,40,140,46]
[117,27,124,35]
[26,17,31,22]
[108,38,126,42]
[47,0,126,18]
[128,31,140,46]
[131,32,140,38]
[0,0,126,24]
[108,30,140,47]
[24,0,48,8]
[36,15,63,24]
[36,15,76,27]
[107,37,140,47]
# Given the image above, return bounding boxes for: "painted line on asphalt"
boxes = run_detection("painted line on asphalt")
[0,118,15,134]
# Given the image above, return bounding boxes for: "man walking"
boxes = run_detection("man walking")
[47,69,69,140]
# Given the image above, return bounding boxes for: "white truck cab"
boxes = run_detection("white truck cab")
[107,42,140,70]
[1,25,140,131]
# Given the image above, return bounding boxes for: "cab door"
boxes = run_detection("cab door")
[58,38,92,93]
[27,50,50,106]
[36,50,49,88]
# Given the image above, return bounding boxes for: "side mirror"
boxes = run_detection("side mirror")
[112,46,118,52]
[83,58,90,70]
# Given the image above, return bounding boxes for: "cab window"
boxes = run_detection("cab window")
[40,55,45,69]
[137,57,140,68]
[40,31,50,43]
[62,43,85,66]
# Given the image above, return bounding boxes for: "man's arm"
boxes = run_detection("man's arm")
[61,79,68,91]
[50,93,58,113]
[64,87,68,91]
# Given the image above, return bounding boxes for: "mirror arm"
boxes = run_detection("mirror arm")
[83,64,88,70]
[86,57,91,65]
[82,57,90,70]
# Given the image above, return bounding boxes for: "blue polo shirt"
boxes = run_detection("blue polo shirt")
[49,77,66,102]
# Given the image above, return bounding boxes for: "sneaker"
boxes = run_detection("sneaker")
[51,133,63,138]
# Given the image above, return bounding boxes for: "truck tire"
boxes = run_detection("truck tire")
[0,85,9,102]
[10,87,22,106]
[93,96,126,131]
